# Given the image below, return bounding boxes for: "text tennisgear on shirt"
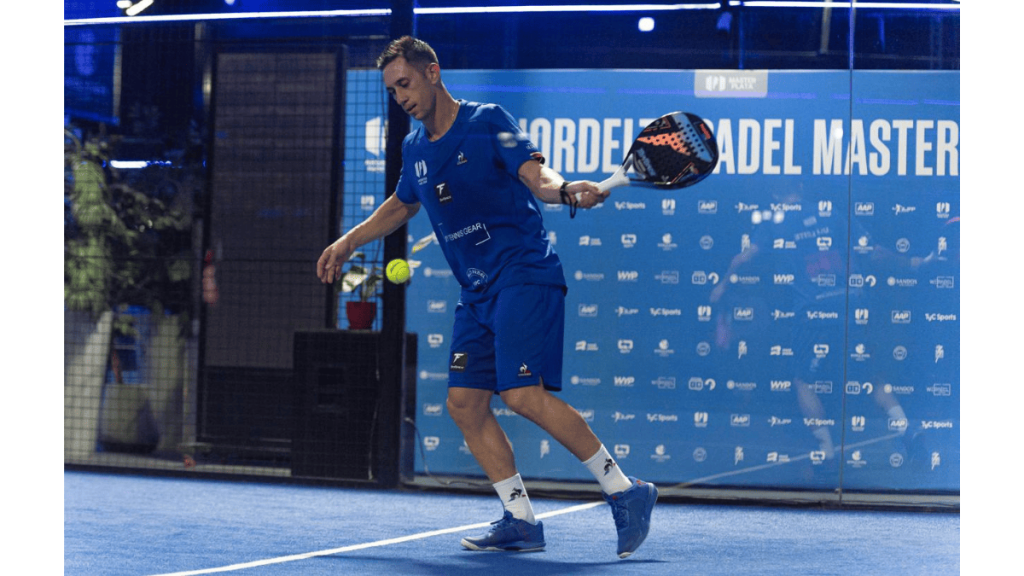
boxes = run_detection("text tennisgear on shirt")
[443,221,491,245]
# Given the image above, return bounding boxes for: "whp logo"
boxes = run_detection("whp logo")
[613,376,635,387]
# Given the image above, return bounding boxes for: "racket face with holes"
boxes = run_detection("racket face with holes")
[611,112,718,190]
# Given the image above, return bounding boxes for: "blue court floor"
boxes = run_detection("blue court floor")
[65,470,959,575]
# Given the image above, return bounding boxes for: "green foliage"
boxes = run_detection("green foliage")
[64,127,195,335]
[339,251,383,302]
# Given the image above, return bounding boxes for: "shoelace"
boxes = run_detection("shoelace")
[610,500,629,528]
[490,511,516,531]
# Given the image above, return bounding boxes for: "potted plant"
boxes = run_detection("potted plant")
[65,125,195,456]
[337,251,383,330]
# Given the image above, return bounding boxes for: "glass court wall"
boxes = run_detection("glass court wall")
[64,1,959,506]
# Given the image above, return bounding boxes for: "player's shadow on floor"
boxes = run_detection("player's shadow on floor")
[326,552,667,575]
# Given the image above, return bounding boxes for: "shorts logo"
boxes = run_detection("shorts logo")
[518,363,533,378]
[450,352,468,372]
[435,182,453,204]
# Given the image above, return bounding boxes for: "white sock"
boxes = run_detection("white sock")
[493,473,536,525]
[583,445,633,495]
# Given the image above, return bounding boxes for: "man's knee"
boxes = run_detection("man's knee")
[446,388,492,425]
[499,384,548,420]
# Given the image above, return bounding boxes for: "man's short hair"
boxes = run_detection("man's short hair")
[376,36,439,71]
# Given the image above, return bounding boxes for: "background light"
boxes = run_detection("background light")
[124,0,154,17]
[638,16,655,32]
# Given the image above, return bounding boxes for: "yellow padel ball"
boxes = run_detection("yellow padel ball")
[386,259,410,284]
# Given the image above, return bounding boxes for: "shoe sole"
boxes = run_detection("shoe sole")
[618,482,659,559]
[461,539,546,552]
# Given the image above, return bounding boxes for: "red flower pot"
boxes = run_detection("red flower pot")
[345,301,377,330]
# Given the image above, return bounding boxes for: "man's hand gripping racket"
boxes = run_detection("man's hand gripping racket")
[575,111,718,201]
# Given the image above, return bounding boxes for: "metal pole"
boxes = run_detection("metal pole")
[377,0,415,488]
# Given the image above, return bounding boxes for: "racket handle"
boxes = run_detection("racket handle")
[596,170,630,193]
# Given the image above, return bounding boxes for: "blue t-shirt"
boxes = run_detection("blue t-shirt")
[395,101,566,304]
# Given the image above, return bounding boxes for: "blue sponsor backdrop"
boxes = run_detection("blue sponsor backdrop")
[344,69,959,493]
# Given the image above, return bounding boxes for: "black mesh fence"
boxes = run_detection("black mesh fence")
[65,17,396,482]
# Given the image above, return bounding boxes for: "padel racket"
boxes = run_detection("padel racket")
[590,112,718,194]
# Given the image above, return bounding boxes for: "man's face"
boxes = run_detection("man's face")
[383,56,436,122]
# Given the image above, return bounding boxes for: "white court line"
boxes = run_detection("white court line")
[150,500,604,576]
[674,432,906,487]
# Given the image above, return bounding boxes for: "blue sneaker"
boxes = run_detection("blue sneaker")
[603,477,658,558]
[460,510,546,552]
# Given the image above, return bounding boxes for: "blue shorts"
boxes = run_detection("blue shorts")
[447,284,565,393]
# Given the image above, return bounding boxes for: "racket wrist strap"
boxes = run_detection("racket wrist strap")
[559,181,577,219]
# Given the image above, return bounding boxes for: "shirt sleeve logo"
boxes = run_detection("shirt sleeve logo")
[415,160,429,185]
